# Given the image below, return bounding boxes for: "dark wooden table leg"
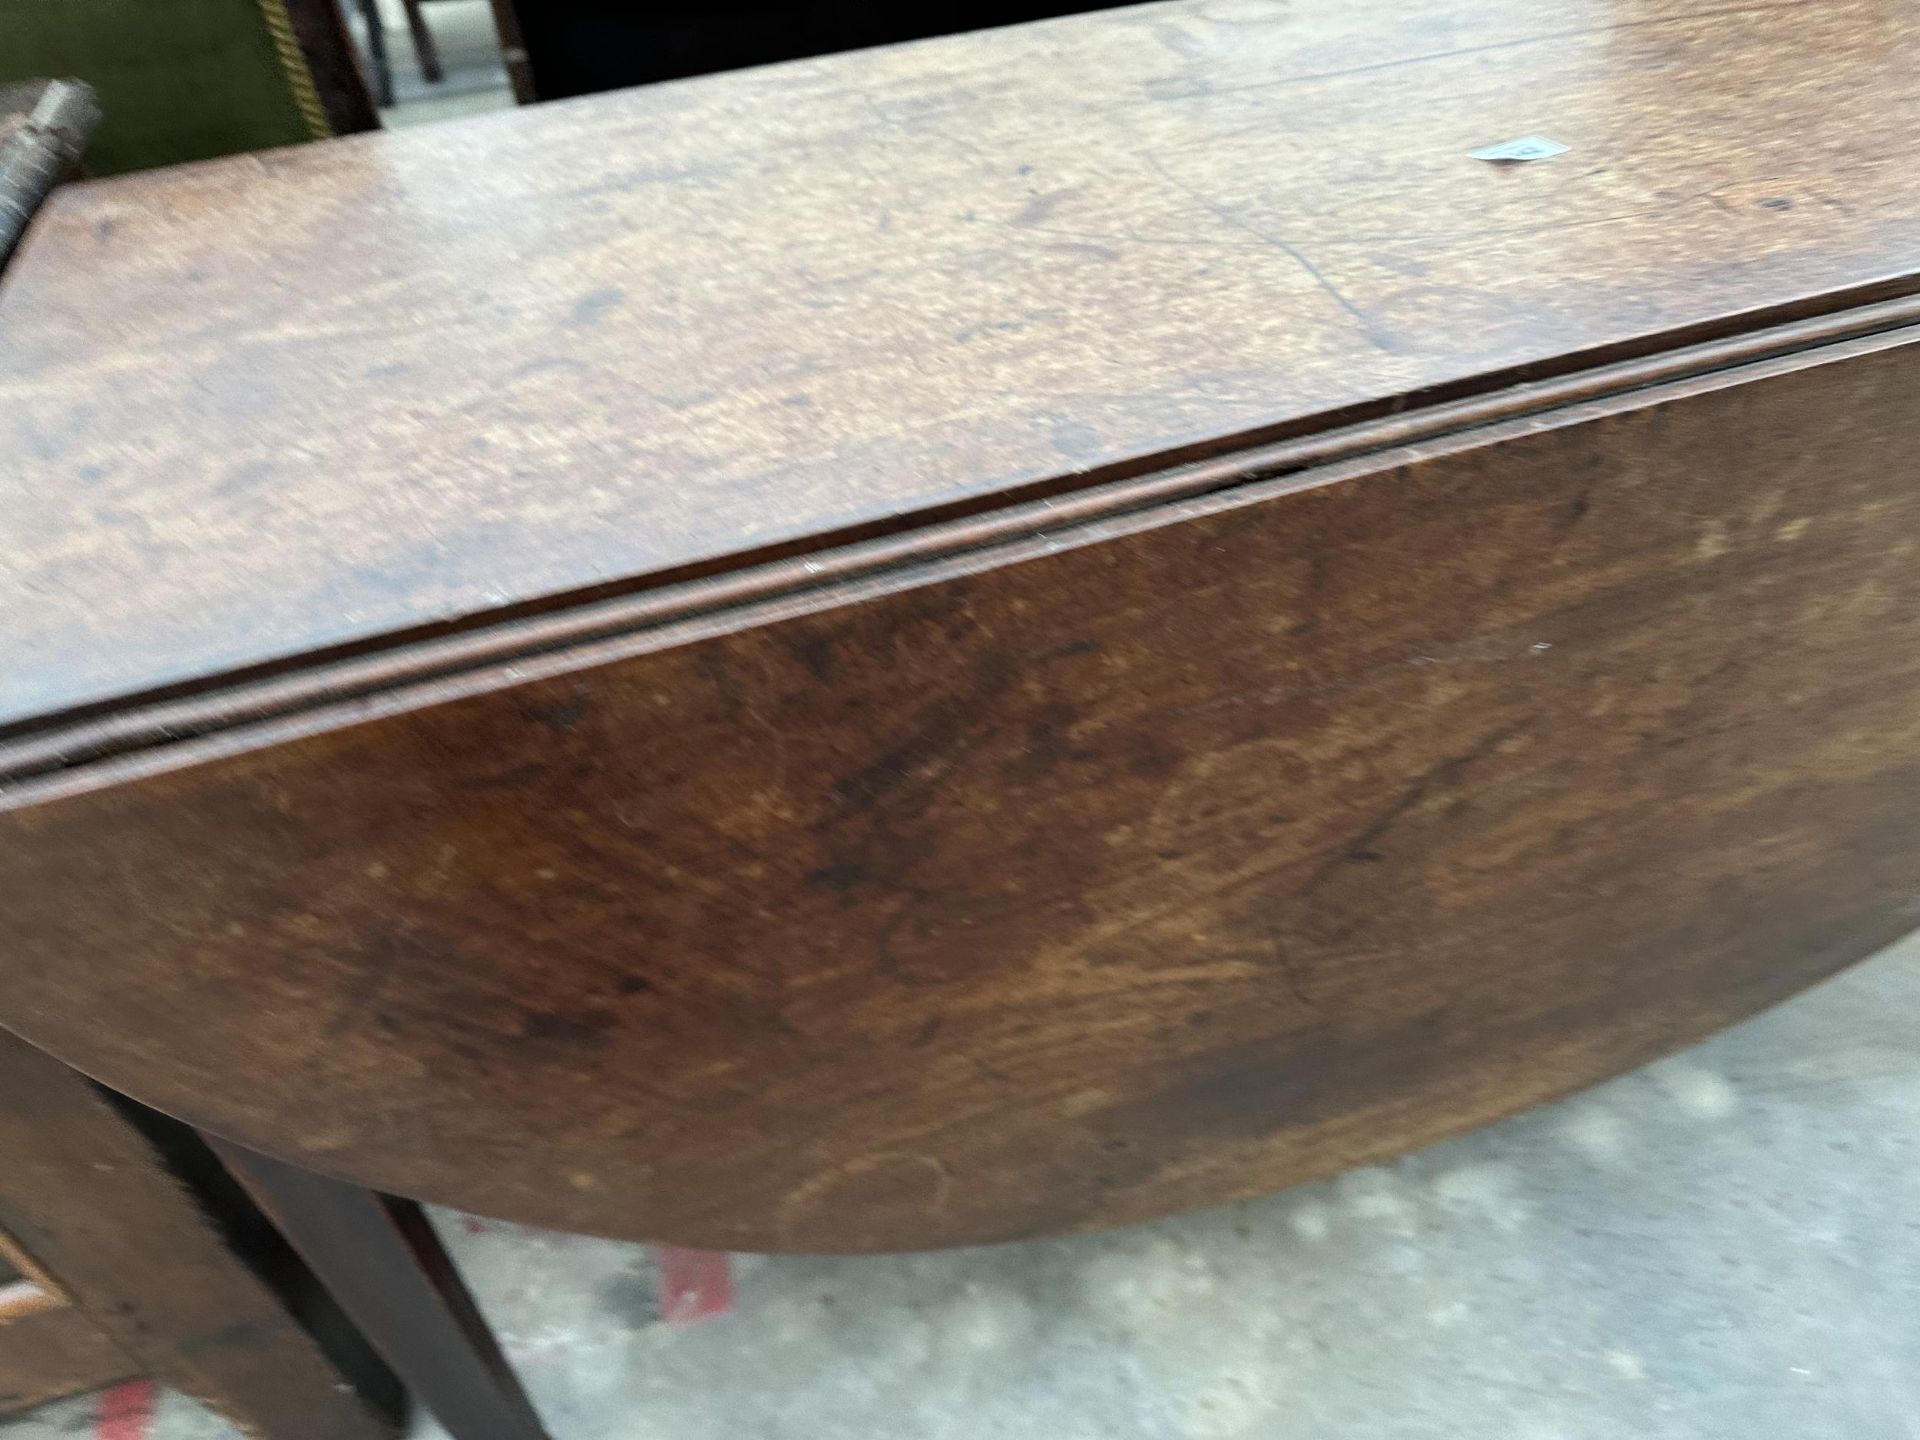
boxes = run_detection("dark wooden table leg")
[0,1035,400,1435]
[399,0,444,82]
[211,1141,554,1440]
[353,0,395,106]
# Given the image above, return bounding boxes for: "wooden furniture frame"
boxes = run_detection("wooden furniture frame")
[216,1144,553,1440]
[5,1,1920,1433]
[0,1033,400,1435]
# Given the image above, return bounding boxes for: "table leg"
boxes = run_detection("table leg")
[399,0,444,82]
[211,1141,553,1440]
[352,0,395,106]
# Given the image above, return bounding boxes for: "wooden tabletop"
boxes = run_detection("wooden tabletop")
[4,0,1919,729]
[6,1,1920,1253]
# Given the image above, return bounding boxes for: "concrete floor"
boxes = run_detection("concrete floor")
[10,928,1920,1439]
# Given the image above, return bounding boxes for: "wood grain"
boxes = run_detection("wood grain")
[4,324,1919,1251]
[9,289,1916,786]
[6,0,1920,726]
[0,1031,397,1432]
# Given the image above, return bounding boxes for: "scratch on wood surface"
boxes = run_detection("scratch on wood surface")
[1142,151,1394,351]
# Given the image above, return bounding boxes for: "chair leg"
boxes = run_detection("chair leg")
[210,1141,553,1440]
[353,0,395,106]
[400,0,445,82]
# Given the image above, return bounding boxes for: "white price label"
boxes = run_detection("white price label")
[1469,136,1570,163]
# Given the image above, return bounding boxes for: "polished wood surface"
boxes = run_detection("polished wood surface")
[5,310,1920,1250]
[5,0,1920,727]
[5,0,1920,1255]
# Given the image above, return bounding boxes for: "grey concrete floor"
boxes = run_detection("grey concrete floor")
[9,929,1919,1439]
